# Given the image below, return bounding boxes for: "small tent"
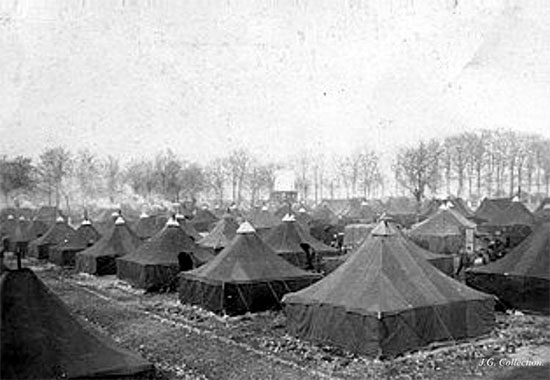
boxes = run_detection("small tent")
[466,223,550,314]
[75,216,141,275]
[0,268,152,379]
[117,218,214,291]
[28,217,76,259]
[283,221,495,357]
[190,208,219,233]
[175,213,202,241]
[264,215,320,270]
[248,206,281,232]
[133,213,162,241]
[49,220,100,267]
[179,222,321,315]
[197,214,239,252]
[410,206,476,255]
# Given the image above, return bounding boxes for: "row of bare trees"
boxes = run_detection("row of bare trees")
[1,129,549,210]
[393,130,550,206]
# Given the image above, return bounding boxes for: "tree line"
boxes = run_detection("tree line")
[1,129,549,210]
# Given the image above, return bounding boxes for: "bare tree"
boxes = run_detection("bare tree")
[0,155,35,206]
[225,148,251,203]
[394,139,442,209]
[206,158,227,203]
[75,149,100,207]
[103,155,121,204]
[37,147,73,208]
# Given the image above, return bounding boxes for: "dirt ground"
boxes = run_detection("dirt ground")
[11,257,550,380]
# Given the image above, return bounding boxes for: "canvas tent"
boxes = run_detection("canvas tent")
[117,218,214,291]
[0,268,152,379]
[25,218,50,241]
[263,215,321,270]
[179,222,321,315]
[466,222,550,314]
[283,221,495,357]
[175,213,203,241]
[248,206,281,232]
[133,213,163,240]
[410,206,476,255]
[28,217,76,259]
[197,214,239,252]
[49,220,99,267]
[75,216,141,275]
[190,208,219,232]
[343,223,375,252]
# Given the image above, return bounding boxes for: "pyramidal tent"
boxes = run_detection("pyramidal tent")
[28,218,76,259]
[410,206,476,255]
[475,198,535,227]
[76,219,101,246]
[133,213,162,241]
[49,220,100,267]
[1,268,152,379]
[75,217,141,275]
[25,218,50,241]
[175,214,202,241]
[283,221,495,358]
[179,221,321,315]
[197,214,239,251]
[466,223,550,314]
[264,214,318,270]
[190,208,219,233]
[248,207,281,231]
[117,218,214,291]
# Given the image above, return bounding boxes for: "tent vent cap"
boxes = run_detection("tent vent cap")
[111,211,120,217]
[377,311,382,319]
[114,216,126,225]
[18,215,26,221]
[166,217,180,227]
[361,200,368,206]
[298,207,306,213]
[237,221,256,234]
[282,213,296,222]
[543,204,550,210]
[7,214,14,220]
[56,216,65,223]
[175,212,184,219]
[371,221,395,236]
[261,205,269,211]
[512,195,520,202]
[139,211,149,219]
[81,219,92,226]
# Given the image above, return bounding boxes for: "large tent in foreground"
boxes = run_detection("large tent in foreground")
[466,223,550,314]
[117,218,214,291]
[1,268,152,379]
[283,221,495,358]
[179,222,321,315]
[75,216,141,275]
[28,217,76,259]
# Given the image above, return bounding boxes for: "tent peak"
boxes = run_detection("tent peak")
[237,221,256,234]
[81,219,92,226]
[56,215,64,223]
[261,205,269,211]
[166,217,180,227]
[18,215,26,221]
[115,216,126,225]
[282,213,296,222]
[298,206,307,213]
[7,214,14,220]
[139,211,149,219]
[371,221,396,236]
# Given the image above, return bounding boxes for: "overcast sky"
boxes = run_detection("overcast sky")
[1,0,549,167]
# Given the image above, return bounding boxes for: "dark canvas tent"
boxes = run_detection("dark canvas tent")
[134,213,163,240]
[534,198,550,223]
[344,201,377,223]
[117,218,214,291]
[263,215,321,270]
[343,223,375,252]
[0,268,152,379]
[25,218,50,240]
[190,208,218,232]
[466,223,550,314]
[75,217,141,275]
[197,214,239,251]
[49,220,100,267]
[475,198,535,228]
[179,222,321,315]
[28,218,76,259]
[248,207,281,232]
[176,213,202,241]
[410,206,476,255]
[283,221,495,358]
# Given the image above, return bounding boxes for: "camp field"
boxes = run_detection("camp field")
[18,257,549,380]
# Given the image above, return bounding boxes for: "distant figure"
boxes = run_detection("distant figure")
[455,249,470,276]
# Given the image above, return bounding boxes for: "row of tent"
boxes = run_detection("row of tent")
[2,198,548,362]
